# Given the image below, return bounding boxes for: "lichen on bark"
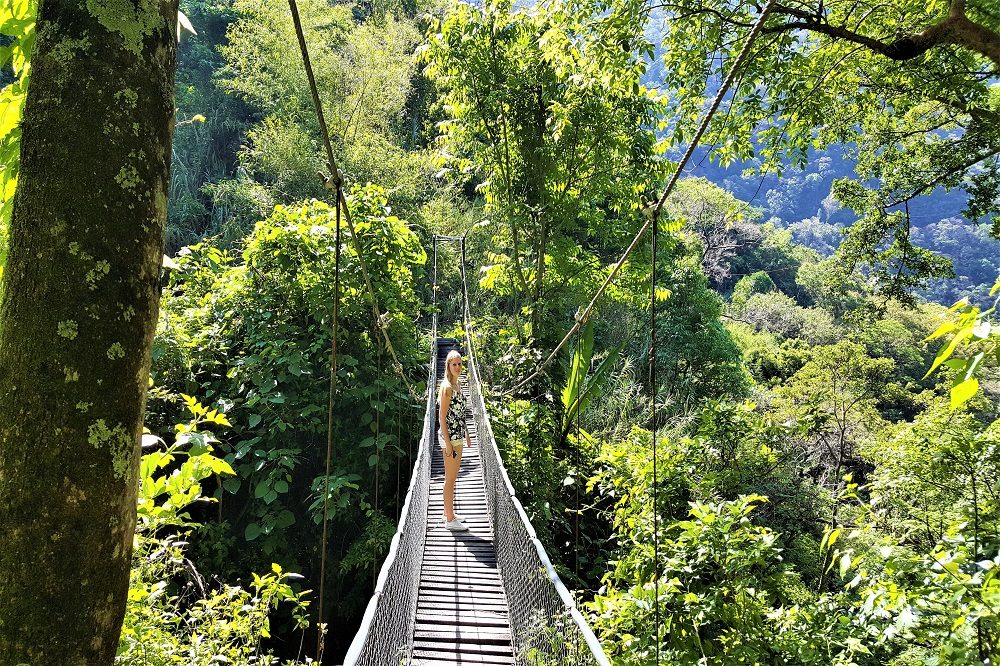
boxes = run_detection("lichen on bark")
[86,0,161,56]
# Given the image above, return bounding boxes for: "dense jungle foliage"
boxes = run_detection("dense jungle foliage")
[2,0,999,663]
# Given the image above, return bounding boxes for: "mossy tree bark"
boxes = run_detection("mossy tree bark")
[0,1,178,664]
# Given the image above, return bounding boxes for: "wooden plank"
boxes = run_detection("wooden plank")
[415,607,509,618]
[421,558,498,566]
[420,567,500,583]
[412,640,512,655]
[420,576,500,585]
[419,584,504,596]
[420,571,501,587]
[417,591,507,603]
[416,600,507,613]
[415,611,509,622]
[419,577,503,588]
[414,612,508,622]
[419,580,501,588]
[422,561,497,569]
[420,564,499,572]
[420,573,501,583]
[414,625,511,638]
[414,628,511,642]
[410,653,514,666]
[411,652,514,665]
[417,597,508,610]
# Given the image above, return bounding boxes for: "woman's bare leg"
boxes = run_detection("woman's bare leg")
[443,446,461,522]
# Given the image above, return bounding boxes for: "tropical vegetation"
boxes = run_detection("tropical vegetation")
[1,0,998,663]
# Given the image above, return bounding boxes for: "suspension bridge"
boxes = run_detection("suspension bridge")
[281,0,780,660]
[341,245,609,665]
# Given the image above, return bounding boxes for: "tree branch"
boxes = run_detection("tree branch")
[758,1,1000,66]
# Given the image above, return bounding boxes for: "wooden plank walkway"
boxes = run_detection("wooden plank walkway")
[411,340,514,665]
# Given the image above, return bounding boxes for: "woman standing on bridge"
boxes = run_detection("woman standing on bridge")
[439,350,471,532]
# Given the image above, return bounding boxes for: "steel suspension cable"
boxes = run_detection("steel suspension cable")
[316,181,342,662]
[574,325,583,662]
[288,0,415,398]
[373,343,383,590]
[574,326,582,582]
[649,193,661,666]
[506,0,778,395]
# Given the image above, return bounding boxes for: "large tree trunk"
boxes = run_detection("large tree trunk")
[0,1,178,663]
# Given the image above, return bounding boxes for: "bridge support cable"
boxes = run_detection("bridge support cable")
[342,315,438,666]
[649,195,661,665]
[459,238,612,666]
[316,180,343,661]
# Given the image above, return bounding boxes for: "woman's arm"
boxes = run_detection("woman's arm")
[438,385,452,449]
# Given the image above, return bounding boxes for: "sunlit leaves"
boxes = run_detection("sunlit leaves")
[923,291,999,408]
[0,0,36,278]
[137,396,234,531]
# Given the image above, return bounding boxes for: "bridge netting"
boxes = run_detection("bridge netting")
[342,253,609,665]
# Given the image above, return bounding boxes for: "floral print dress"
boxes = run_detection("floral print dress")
[443,382,468,444]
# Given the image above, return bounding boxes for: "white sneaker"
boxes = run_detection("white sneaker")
[445,519,469,532]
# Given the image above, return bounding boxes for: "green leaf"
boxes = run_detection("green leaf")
[950,377,979,409]
[925,320,956,341]
[245,522,261,541]
[839,551,852,577]
[207,457,235,476]
[924,327,972,378]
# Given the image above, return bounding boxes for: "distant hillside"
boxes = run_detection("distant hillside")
[679,146,998,306]
[681,144,970,228]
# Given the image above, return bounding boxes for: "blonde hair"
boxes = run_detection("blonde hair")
[440,349,463,396]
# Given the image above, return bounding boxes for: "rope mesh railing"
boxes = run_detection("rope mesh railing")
[341,316,437,666]
[460,260,610,666]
